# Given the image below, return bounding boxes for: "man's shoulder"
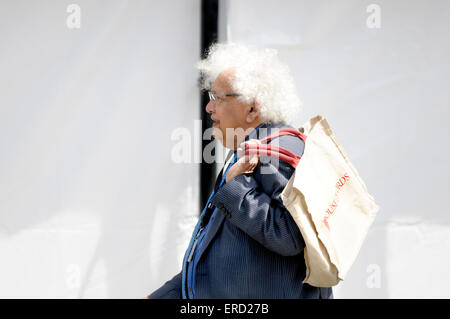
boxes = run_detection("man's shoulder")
[252,123,303,194]
[265,123,305,158]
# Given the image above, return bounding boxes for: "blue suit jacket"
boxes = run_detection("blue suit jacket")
[148,123,333,299]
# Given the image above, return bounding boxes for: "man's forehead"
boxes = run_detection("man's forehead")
[211,70,234,93]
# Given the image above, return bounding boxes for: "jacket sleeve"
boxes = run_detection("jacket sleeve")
[147,271,182,299]
[210,134,306,256]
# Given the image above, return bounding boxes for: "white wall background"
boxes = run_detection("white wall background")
[0,0,200,298]
[1,0,449,299]
[220,0,450,298]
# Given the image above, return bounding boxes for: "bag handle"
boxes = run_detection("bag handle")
[259,128,307,144]
[242,128,307,169]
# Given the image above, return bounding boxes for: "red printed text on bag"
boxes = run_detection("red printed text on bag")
[323,173,350,230]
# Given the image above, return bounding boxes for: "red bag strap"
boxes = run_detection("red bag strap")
[242,128,307,169]
[260,128,307,144]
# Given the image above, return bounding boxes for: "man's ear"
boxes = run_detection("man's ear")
[246,101,260,123]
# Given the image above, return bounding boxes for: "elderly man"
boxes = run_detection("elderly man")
[147,43,333,299]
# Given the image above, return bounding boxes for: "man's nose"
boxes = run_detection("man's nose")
[205,99,215,114]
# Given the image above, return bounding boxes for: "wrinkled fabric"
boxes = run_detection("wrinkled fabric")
[148,123,333,299]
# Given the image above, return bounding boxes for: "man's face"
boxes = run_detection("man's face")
[205,69,253,149]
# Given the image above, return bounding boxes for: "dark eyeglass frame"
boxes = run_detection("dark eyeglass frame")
[208,91,241,101]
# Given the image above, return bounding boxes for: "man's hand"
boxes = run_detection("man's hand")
[226,139,261,183]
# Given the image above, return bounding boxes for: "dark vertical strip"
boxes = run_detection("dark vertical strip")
[200,0,218,214]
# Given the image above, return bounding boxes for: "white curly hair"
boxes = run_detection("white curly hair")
[196,42,302,125]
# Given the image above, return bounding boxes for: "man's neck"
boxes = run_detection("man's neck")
[230,121,265,150]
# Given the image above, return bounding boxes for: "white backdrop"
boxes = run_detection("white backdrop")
[1,0,450,299]
[220,0,450,298]
[0,0,200,298]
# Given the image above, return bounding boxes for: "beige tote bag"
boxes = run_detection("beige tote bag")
[279,115,380,287]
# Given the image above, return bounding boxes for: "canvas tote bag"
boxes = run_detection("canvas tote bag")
[243,115,380,287]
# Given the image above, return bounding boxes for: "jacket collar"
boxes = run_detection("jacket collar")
[245,121,270,142]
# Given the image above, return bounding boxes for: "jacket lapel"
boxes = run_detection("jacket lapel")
[213,149,234,193]
[196,149,234,261]
[196,207,226,261]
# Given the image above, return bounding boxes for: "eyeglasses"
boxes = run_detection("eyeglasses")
[208,91,241,101]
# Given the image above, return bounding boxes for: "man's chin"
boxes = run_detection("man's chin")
[211,127,240,149]
[212,131,232,149]
[212,132,225,147]
[212,127,222,139]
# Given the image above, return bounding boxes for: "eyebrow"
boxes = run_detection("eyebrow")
[211,89,227,96]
